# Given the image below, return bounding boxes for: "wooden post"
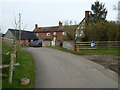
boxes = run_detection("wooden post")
[13,50,16,63]
[76,45,80,51]
[8,53,14,84]
[75,44,80,52]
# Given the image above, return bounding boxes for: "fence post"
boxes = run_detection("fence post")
[13,50,16,63]
[75,45,80,51]
[8,53,14,84]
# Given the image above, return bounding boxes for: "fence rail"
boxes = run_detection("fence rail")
[0,63,20,69]
[75,41,119,50]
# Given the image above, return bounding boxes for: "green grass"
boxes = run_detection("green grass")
[0,78,2,90]
[2,50,35,88]
[79,49,118,55]
[48,46,119,56]
[2,42,35,88]
[2,43,13,64]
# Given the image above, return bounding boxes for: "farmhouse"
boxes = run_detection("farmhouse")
[33,21,64,46]
[33,10,90,46]
[75,10,90,40]
[33,21,81,46]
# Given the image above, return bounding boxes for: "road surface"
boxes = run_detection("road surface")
[24,47,118,88]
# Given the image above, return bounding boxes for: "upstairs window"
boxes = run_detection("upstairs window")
[46,33,51,36]
[62,32,66,35]
[36,33,39,37]
[53,32,56,35]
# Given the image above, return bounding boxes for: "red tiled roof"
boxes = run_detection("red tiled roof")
[34,25,79,33]
[34,26,64,32]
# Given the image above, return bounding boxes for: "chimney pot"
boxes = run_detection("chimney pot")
[85,11,90,20]
[35,24,38,29]
[59,21,62,27]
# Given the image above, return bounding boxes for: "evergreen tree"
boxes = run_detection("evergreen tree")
[90,1,107,22]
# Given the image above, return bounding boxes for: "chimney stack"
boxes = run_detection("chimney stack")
[59,21,62,28]
[85,11,90,21]
[35,24,38,29]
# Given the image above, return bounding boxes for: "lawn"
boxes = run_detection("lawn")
[2,43,35,88]
[49,46,119,56]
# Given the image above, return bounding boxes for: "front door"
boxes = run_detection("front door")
[51,37,56,46]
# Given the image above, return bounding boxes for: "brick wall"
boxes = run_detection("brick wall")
[36,32,63,41]
[56,32,63,40]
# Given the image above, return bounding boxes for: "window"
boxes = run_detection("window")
[53,32,56,35]
[62,32,66,35]
[77,27,80,30]
[81,26,84,29]
[80,31,84,36]
[80,30,83,34]
[36,33,39,37]
[46,33,51,36]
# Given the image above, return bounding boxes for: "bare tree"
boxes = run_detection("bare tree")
[12,13,27,45]
[113,1,120,23]
[63,20,78,25]
[118,1,120,23]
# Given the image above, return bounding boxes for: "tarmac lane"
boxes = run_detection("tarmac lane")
[24,47,118,88]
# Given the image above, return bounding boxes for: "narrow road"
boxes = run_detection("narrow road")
[24,47,118,88]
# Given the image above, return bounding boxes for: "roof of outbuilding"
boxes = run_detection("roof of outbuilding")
[2,34,5,37]
[8,29,38,40]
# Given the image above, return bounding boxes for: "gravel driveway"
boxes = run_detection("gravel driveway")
[24,47,118,88]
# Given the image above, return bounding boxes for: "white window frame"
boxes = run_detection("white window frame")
[62,32,66,35]
[46,33,51,36]
[53,32,56,35]
[36,33,39,36]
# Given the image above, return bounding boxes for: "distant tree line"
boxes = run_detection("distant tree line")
[83,21,119,41]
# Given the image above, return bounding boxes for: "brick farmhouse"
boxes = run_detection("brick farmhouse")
[33,10,90,46]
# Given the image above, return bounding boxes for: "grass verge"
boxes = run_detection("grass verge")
[2,43,35,88]
[48,46,119,56]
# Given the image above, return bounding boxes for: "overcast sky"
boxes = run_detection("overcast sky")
[0,0,118,33]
